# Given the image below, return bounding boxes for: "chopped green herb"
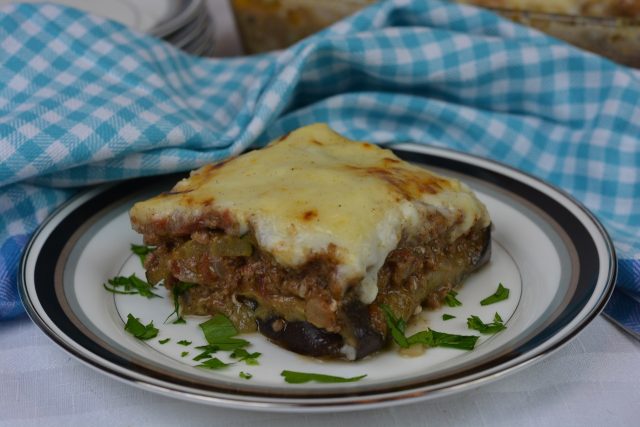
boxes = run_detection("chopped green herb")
[181,351,189,357]
[192,353,210,362]
[103,274,161,298]
[480,283,510,306]
[442,314,456,321]
[380,304,408,348]
[165,282,195,324]
[200,314,238,341]
[382,306,477,350]
[124,314,158,340]
[196,357,230,370]
[131,244,155,265]
[177,340,192,346]
[467,312,506,334]
[239,371,252,380]
[406,329,479,350]
[192,344,224,361]
[193,314,253,366]
[194,344,219,351]
[444,290,462,307]
[197,315,250,350]
[197,338,249,352]
[230,348,261,365]
[281,370,366,384]
[158,338,170,344]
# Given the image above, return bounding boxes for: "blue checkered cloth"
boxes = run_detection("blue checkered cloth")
[1,1,639,333]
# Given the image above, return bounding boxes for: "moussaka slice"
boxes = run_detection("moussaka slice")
[129,124,491,360]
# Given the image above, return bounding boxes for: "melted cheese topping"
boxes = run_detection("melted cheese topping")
[130,124,490,303]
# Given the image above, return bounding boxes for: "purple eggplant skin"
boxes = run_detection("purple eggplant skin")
[341,300,385,359]
[257,317,345,358]
[472,224,492,271]
[257,302,385,360]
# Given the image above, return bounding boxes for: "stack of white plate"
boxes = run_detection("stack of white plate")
[3,0,216,56]
[149,0,216,57]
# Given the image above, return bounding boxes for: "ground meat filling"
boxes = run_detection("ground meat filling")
[143,220,491,360]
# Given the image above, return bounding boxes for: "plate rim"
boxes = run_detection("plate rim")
[18,143,617,412]
[148,0,204,38]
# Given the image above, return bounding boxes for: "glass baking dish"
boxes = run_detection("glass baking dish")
[491,9,640,68]
[230,0,640,67]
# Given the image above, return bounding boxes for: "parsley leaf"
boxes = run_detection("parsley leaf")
[480,283,510,306]
[103,274,161,298]
[124,314,158,340]
[200,314,238,341]
[181,351,189,357]
[193,314,252,365]
[382,306,478,350]
[196,357,230,370]
[131,244,155,265]
[467,312,507,334]
[442,314,456,321]
[230,348,261,365]
[192,345,218,361]
[197,315,250,350]
[239,371,252,380]
[193,341,250,360]
[281,370,366,384]
[177,340,192,346]
[165,281,195,324]
[203,337,250,351]
[444,290,462,307]
[380,304,408,348]
[406,329,479,350]
[158,338,170,344]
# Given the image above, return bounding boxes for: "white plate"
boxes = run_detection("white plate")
[19,144,616,412]
[1,0,200,34]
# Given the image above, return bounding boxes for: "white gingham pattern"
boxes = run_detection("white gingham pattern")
[1,1,639,327]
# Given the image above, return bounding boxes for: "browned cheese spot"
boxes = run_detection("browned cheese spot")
[162,189,193,196]
[211,158,232,171]
[278,131,291,142]
[382,157,401,165]
[346,165,447,200]
[310,139,324,146]
[301,209,319,221]
[179,158,235,192]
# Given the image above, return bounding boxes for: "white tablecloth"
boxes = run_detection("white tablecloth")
[1,315,639,427]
